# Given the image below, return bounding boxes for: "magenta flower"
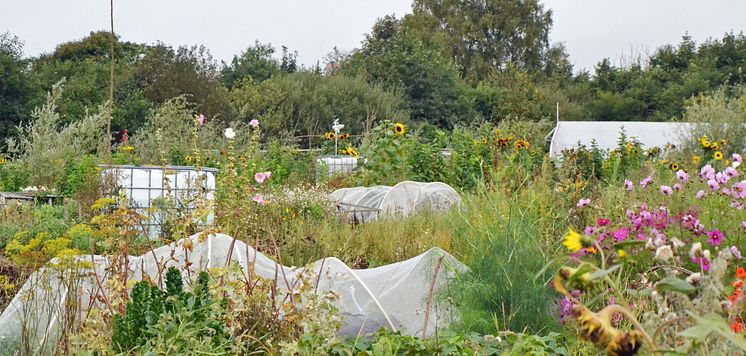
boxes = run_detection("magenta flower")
[597,218,610,227]
[252,194,265,205]
[640,176,653,188]
[707,229,724,246]
[660,185,673,195]
[249,119,260,128]
[613,227,628,242]
[624,179,634,191]
[197,114,205,126]
[576,198,591,208]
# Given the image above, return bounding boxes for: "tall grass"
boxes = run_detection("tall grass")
[445,185,561,334]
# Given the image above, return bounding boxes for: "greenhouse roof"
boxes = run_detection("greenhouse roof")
[548,121,692,157]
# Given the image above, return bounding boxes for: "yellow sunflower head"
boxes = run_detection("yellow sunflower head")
[514,139,529,150]
[711,142,720,151]
[692,155,701,164]
[669,162,679,171]
[185,155,194,162]
[394,122,406,136]
[701,139,711,148]
[714,151,723,160]
[563,229,583,252]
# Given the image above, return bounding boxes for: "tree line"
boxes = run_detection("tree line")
[2,0,746,148]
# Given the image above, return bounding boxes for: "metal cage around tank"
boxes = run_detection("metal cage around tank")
[100,165,218,238]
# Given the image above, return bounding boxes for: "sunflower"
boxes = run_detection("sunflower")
[714,151,723,160]
[692,155,701,165]
[497,137,511,147]
[341,133,350,140]
[711,142,720,151]
[324,132,336,140]
[669,162,679,171]
[185,155,194,163]
[123,145,135,153]
[394,122,406,136]
[0,155,6,165]
[514,139,529,150]
[701,139,711,149]
[345,147,359,158]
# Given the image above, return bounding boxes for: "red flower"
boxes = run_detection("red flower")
[737,267,746,279]
[732,320,744,333]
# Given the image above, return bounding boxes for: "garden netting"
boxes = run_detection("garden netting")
[330,181,462,222]
[0,233,466,354]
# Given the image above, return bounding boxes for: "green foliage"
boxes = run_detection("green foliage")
[57,154,98,197]
[0,32,31,149]
[221,41,284,87]
[111,268,228,354]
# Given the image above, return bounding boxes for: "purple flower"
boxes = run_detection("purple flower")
[676,169,689,182]
[700,165,715,180]
[733,153,743,164]
[673,183,682,192]
[577,198,591,208]
[640,176,653,188]
[624,179,634,191]
[696,190,707,199]
[558,296,574,324]
[707,229,724,246]
[584,226,597,235]
[613,227,629,242]
[707,179,719,191]
[731,246,743,260]
[660,185,673,195]
[725,167,739,179]
[733,181,746,199]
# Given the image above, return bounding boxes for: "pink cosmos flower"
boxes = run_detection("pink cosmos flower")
[660,185,673,195]
[640,176,653,188]
[707,179,719,191]
[707,229,724,246]
[597,218,610,227]
[696,190,707,199]
[613,227,628,242]
[197,114,205,126]
[725,167,739,179]
[733,181,746,199]
[700,165,715,180]
[733,153,743,164]
[673,183,682,192]
[254,172,267,184]
[249,119,260,128]
[577,198,591,208]
[624,179,634,191]
[584,226,597,235]
[252,194,265,205]
[675,170,689,183]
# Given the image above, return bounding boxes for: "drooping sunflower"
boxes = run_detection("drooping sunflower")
[346,147,359,158]
[714,151,723,160]
[669,162,680,171]
[394,122,406,136]
[339,133,350,140]
[514,139,529,150]
[711,142,720,151]
[497,137,511,147]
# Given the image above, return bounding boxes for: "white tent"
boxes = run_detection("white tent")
[548,121,692,157]
[0,233,465,354]
[330,181,462,222]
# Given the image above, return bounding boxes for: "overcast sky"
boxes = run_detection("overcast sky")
[2,0,746,73]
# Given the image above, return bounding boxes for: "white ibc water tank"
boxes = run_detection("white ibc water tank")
[100,165,218,237]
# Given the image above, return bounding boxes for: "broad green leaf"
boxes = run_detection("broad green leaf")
[656,277,696,295]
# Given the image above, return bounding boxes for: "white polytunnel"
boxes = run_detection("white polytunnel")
[0,233,467,354]
[548,121,693,158]
[330,181,462,222]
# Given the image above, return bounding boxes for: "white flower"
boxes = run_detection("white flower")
[224,128,236,139]
[686,272,702,285]
[689,242,703,259]
[655,245,673,261]
[671,238,686,251]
